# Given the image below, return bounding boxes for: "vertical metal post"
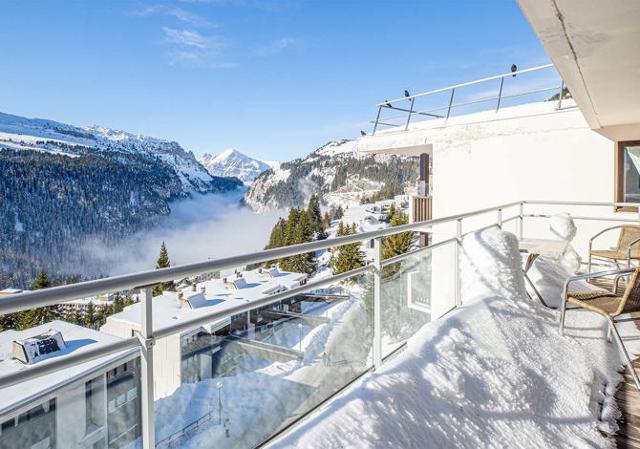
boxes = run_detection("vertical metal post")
[497,208,503,229]
[140,287,155,449]
[372,106,382,135]
[404,97,415,131]
[454,219,462,307]
[557,80,565,109]
[372,237,382,369]
[446,88,455,121]
[495,77,505,112]
[518,202,524,239]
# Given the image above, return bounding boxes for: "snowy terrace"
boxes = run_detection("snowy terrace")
[2,200,640,449]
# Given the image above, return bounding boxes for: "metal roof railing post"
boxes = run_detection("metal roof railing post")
[557,80,565,110]
[446,88,455,121]
[404,97,415,131]
[495,77,505,113]
[372,106,382,135]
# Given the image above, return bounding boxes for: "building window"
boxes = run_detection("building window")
[616,141,640,209]
[85,377,104,433]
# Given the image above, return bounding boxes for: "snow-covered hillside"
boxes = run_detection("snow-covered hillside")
[245,140,418,213]
[199,149,272,185]
[0,112,224,194]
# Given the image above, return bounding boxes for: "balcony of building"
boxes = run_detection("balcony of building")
[1,200,640,448]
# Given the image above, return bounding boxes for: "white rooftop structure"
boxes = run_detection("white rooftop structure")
[0,320,135,415]
[104,268,308,333]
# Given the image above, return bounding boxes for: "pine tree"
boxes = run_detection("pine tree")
[16,271,55,330]
[32,271,51,289]
[387,203,396,221]
[382,211,413,260]
[306,194,327,240]
[322,211,331,229]
[279,208,315,273]
[153,241,174,296]
[331,222,365,274]
[334,205,344,220]
[86,302,96,329]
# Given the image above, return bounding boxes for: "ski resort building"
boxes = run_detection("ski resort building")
[100,268,308,399]
[0,321,140,449]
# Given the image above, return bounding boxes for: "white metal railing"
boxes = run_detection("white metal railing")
[370,64,572,134]
[2,199,640,449]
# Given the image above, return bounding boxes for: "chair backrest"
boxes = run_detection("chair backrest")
[617,268,640,315]
[617,225,640,258]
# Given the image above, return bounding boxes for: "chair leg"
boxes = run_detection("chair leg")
[588,253,592,274]
[608,317,640,390]
[607,324,613,343]
[559,296,568,336]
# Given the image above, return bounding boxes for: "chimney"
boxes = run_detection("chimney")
[200,286,206,294]
[178,292,190,311]
[192,284,197,292]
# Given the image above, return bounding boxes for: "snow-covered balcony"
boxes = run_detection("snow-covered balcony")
[2,200,640,449]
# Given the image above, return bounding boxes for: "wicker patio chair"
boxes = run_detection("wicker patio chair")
[560,267,640,389]
[588,225,640,272]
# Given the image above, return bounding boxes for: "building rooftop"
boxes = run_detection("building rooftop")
[104,268,308,332]
[0,320,135,415]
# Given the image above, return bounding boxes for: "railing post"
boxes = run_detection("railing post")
[495,77,505,112]
[372,237,382,369]
[454,219,462,307]
[372,106,382,135]
[518,202,524,239]
[140,287,155,449]
[557,80,565,109]
[497,208,503,229]
[446,88,455,121]
[404,97,415,131]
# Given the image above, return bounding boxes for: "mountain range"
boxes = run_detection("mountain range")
[0,112,242,288]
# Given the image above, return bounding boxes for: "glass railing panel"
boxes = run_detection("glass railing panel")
[152,270,373,449]
[378,241,456,359]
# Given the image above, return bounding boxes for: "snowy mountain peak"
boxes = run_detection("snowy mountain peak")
[199,149,273,185]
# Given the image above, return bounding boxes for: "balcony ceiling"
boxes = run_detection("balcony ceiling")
[518,0,640,140]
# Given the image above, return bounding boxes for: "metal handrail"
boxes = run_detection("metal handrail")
[370,64,567,134]
[378,64,554,105]
[0,201,522,315]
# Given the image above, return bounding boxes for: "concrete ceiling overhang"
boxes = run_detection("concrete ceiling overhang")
[517,0,640,140]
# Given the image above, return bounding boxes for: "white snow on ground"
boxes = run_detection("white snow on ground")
[267,228,640,449]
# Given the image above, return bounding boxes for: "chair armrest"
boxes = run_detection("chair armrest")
[614,270,635,293]
[589,225,625,253]
[562,268,635,300]
[626,237,640,259]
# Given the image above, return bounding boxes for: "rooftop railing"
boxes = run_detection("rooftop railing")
[1,199,640,449]
[370,64,572,135]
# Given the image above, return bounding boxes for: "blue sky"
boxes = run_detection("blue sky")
[0,1,549,162]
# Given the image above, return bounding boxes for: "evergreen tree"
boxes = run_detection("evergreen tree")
[16,271,56,330]
[32,271,51,289]
[85,302,96,329]
[387,203,396,221]
[153,241,174,296]
[382,211,413,260]
[334,205,344,220]
[279,208,315,273]
[331,222,365,274]
[322,211,331,229]
[306,194,327,240]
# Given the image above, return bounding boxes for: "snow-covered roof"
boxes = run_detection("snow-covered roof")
[0,320,135,415]
[358,99,578,156]
[104,268,308,332]
[0,288,22,296]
